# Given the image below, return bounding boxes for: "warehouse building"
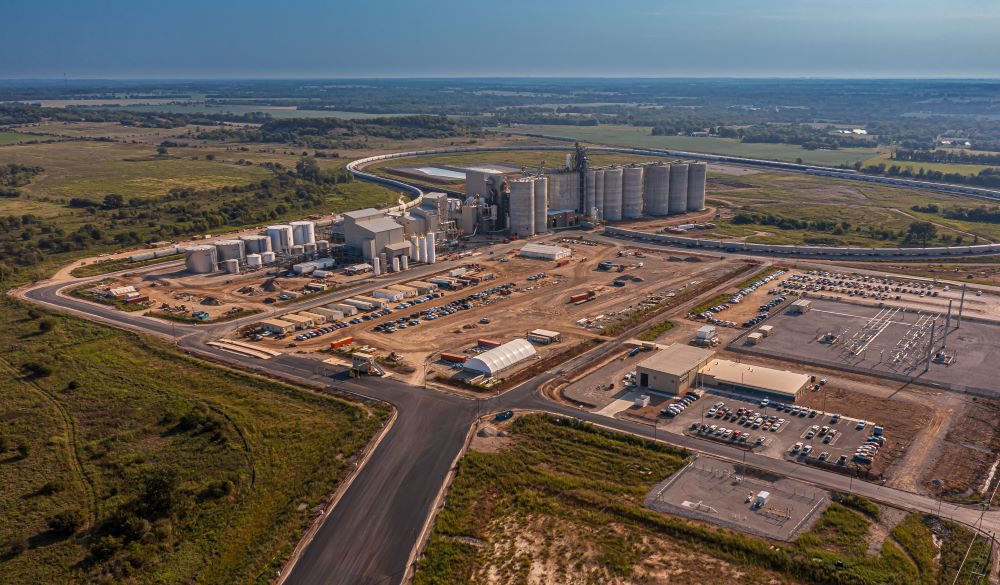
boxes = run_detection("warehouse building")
[527,329,562,344]
[636,344,715,395]
[699,359,809,402]
[464,338,537,377]
[519,243,571,261]
[636,344,809,402]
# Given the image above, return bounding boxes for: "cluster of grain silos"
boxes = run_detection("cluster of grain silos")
[215,239,245,262]
[622,167,644,219]
[602,168,624,221]
[643,164,670,216]
[533,176,548,234]
[508,178,535,238]
[581,161,706,220]
[686,162,707,211]
[240,234,272,255]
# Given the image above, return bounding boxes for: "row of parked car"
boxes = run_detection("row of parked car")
[742,294,787,328]
[659,391,702,417]
[728,268,787,305]
[375,283,516,334]
[691,422,766,446]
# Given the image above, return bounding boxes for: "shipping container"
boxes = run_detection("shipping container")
[478,338,502,348]
[330,336,354,350]
[440,352,468,363]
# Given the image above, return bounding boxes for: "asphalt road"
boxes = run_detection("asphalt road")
[20,242,1000,584]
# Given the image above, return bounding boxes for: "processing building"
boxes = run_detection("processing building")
[636,344,809,402]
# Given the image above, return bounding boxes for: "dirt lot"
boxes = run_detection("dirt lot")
[921,398,1000,502]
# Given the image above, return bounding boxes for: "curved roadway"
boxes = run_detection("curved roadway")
[17,146,1000,584]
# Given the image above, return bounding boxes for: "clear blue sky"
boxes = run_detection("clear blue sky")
[3,0,998,78]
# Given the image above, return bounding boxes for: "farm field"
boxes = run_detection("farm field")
[0,131,62,146]
[502,124,880,166]
[113,103,414,119]
[412,414,986,585]
[861,154,997,177]
[0,302,389,584]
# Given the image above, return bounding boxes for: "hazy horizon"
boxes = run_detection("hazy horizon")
[4,0,999,79]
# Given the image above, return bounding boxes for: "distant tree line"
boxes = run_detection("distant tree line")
[0,103,271,128]
[860,162,1000,188]
[893,149,1000,166]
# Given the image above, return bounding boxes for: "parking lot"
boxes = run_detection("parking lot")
[654,391,888,472]
[645,457,828,541]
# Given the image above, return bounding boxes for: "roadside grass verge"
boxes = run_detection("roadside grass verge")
[0,300,389,584]
[637,319,674,342]
[70,253,183,278]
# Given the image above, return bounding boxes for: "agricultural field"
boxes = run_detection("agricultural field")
[0,301,389,584]
[413,414,987,585]
[502,124,880,166]
[861,154,996,178]
[0,131,61,146]
[110,103,412,119]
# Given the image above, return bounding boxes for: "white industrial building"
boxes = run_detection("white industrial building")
[464,339,537,377]
[518,243,571,261]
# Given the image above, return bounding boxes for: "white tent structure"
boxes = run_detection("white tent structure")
[464,339,537,377]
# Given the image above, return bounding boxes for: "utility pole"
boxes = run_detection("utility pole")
[958,284,967,329]
[925,320,935,372]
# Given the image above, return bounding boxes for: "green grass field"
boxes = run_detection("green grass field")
[861,154,996,177]
[0,131,61,146]
[117,103,412,119]
[0,300,388,584]
[503,124,879,166]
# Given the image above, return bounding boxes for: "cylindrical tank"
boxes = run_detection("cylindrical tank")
[291,245,304,256]
[594,170,605,218]
[508,178,535,237]
[585,170,596,217]
[427,232,437,264]
[267,225,294,254]
[303,242,317,255]
[261,251,276,264]
[316,240,329,252]
[184,245,217,274]
[409,235,419,259]
[643,164,670,216]
[392,256,400,272]
[668,163,689,214]
[223,258,240,274]
[401,255,409,271]
[291,220,316,246]
[214,239,245,261]
[561,172,580,211]
[602,168,623,221]
[246,253,263,268]
[533,176,548,234]
[240,234,272,255]
[419,236,428,263]
[373,257,382,276]
[622,167,644,219]
[687,162,707,211]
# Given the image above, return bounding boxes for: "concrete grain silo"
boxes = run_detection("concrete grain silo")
[239,234,272,255]
[533,176,548,234]
[602,168,623,221]
[687,162,707,211]
[643,164,670,216]
[561,172,580,211]
[584,170,596,217]
[184,245,218,274]
[622,166,644,219]
[215,239,246,262]
[668,163,689,214]
[508,179,535,238]
[267,225,294,254]
[594,170,605,218]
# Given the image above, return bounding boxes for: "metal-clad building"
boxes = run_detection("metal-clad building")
[668,163,689,214]
[622,166,644,219]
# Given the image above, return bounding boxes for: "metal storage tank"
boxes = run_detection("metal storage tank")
[622,167,644,219]
[267,225,294,253]
[602,168,623,221]
[261,251,276,264]
[686,162,707,211]
[418,236,428,263]
[533,176,548,234]
[584,170,596,217]
[303,242,317,255]
[291,220,316,246]
[246,253,263,268]
[668,163,689,214]
[427,232,437,264]
[373,257,382,276]
[316,240,329,252]
[223,258,240,274]
[240,234,272,255]
[215,239,245,261]
[594,170,605,218]
[508,178,535,238]
[400,255,409,271]
[291,245,304,255]
[184,245,218,274]
[392,256,400,272]
[644,164,670,216]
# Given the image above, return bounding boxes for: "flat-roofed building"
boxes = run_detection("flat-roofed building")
[281,313,315,329]
[527,329,562,344]
[699,359,809,402]
[636,344,716,395]
[260,318,296,334]
[297,311,327,325]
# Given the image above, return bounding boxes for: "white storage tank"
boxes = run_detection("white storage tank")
[644,164,670,216]
[401,255,409,271]
[533,176,548,234]
[687,162,707,211]
[373,257,382,276]
[223,258,240,274]
[246,253,263,268]
[508,178,535,238]
[391,256,400,272]
[291,220,316,246]
[240,234,272,255]
[584,170,596,217]
[215,239,246,261]
[291,245,304,255]
[602,168,623,221]
[184,245,218,274]
[261,251,276,264]
[304,242,317,255]
[622,166,644,219]
[427,232,437,264]
[316,240,329,252]
[668,163,689,214]
[267,225,294,253]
